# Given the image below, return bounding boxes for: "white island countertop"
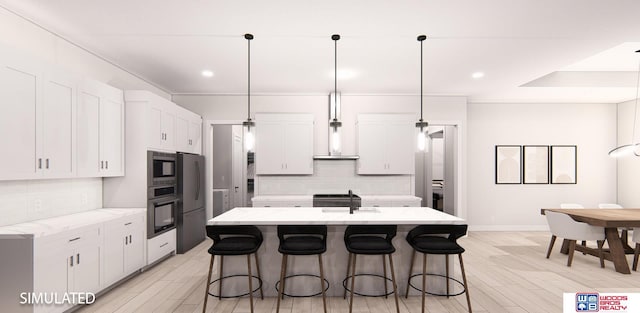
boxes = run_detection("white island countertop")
[208,206,464,225]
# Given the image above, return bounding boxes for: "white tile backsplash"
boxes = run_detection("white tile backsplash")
[256,160,413,195]
[0,178,102,226]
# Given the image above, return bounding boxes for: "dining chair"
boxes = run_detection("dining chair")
[633,230,640,271]
[545,211,605,267]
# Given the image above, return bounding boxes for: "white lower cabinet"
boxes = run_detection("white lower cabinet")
[147,228,176,265]
[103,212,145,287]
[0,209,148,313]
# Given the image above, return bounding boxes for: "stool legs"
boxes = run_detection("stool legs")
[421,253,427,313]
[254,253,264,299]
[344,253,352,299]
[382,255,388,299]
[387,254,400,313]
[348,253,357,313]
[247,255,254,313]
[405,249,416,298]
[459,254,472,313]
[445,254,450,299]
[202,254,214,313]
[318,255,328,313]
[276,254,287,313]
[218,255,224,300]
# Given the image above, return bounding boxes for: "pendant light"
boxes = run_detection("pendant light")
[242,33,255,152]
[608,49,640,157]
[329,34,342,155]
[416,35,429,151]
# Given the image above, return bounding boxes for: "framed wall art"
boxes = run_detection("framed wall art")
[495,145,522,184]
[551,145,577,184]
[523,145,549,184]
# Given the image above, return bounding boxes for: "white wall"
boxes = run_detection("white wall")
[0,7,170,225]
[616,99,640,206]
[467,102,617,231]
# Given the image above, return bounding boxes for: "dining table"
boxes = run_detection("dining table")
[540,208,640,274]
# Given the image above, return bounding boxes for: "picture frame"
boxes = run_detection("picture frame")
[523,145,549,184]
[495,145,522,184]
[551,145,577,184]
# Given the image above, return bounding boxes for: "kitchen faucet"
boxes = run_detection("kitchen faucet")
[349,189,358,214]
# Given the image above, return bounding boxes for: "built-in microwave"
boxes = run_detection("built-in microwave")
[148,151,176,186]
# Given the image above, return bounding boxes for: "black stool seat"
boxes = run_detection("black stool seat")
[276,225,328,313]
[405,224,472,313]
[203,225,264,313]
[209,237,261,255]
[343,225,400,313]
[346,236,396,254]
[410,236,465,254]
[279,236,326,255]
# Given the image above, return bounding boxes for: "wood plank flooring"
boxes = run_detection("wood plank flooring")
[76,232,640,313]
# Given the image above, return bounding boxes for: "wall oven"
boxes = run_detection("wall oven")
[147,150,178,238]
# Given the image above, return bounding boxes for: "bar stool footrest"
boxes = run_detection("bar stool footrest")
[275,274,330,298]
[408,273,466,297]
[208,274,262,299]
[342,274,396,297]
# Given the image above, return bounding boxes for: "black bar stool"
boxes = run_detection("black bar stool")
[343,225,400,313]
[405,224,472,313]
[203,225,264,313]
[275,225,328,313]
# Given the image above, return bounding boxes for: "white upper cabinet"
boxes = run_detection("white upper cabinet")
[357,114,415,175]
[77,78,124,177]
[255,113,314,175]
[0,50,78,180]
[126,90,202,154]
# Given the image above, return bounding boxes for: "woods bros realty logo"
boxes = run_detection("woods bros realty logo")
[573,293,629,312]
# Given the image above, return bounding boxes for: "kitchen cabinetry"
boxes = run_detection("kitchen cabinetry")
[103,212,145,287]
[255,113,314,175]
[357,114,415,175]
[147,228,176,265]
[0,51,76,180]
[124,90,202,154]
[0,209,147,313]
[77,78,124,177]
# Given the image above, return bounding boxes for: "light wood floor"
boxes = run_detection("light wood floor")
[76,231,640,313]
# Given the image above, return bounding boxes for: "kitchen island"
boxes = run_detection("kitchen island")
[207,206,465,297]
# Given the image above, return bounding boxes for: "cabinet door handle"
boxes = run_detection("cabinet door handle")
[77,253,80,265]
[125,236,128,245]
[124,222,132,226]
[70,255,74,267]
[159,242,168,248]
[100,161,104,169]
[129,235,132,243]
[105,160,109,169]
[46,158,50,169]
[38,158,42,169]
[68,237,81,242]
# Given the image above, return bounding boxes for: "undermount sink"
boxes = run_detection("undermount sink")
[321,207,381,214]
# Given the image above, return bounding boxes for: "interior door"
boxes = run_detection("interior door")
[232,125,244,208]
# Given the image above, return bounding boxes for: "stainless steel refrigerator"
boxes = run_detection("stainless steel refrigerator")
[176,152,206,254]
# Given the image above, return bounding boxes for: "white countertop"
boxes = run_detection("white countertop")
[0,208,146,238]
[252,195,421,201]
[208,206,464,225]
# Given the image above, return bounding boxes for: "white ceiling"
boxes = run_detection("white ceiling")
[2,0,640,103]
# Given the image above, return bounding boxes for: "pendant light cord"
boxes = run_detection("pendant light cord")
[334,37,337,119]
[632,50,640,143]
[247,37,251,120]
[420,38,423,121]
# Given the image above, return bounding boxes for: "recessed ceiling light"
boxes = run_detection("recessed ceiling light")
[471,72,485,79]
[201,70,214,78]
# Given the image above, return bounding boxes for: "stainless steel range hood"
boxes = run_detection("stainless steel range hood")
[313,92,360,160]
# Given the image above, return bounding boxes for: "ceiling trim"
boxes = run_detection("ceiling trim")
[171,92,468,97]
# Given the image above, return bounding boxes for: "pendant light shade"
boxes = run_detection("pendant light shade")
[608,49,640,157]
[242,33,255,152]
[416,35,429,151]
[329,34,342,155]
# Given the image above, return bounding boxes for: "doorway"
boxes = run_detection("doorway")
[208,123,249,218]
[415,125,458,216]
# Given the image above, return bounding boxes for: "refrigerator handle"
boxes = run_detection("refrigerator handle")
[195,160,200,201]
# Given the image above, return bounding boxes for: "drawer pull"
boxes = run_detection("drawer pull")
[124,222,132,226]
[68,237,81,242]
[159,242,169,248]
